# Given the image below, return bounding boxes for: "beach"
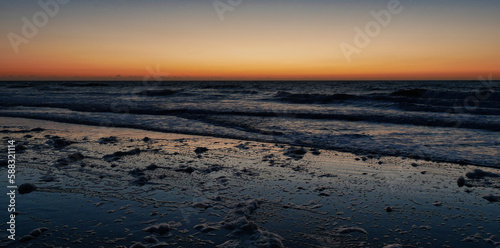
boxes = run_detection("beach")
[1,117,499,248]
[2,0,500,246]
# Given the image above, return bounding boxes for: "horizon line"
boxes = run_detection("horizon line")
[1,79,498,82]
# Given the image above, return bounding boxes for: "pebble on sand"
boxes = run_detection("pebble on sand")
[176,167,196,174]
[104,148,141,161]
[50,137,73,149]
[195,147,209,154]
[284,147,308,160]
[68,152,85,162]
[18,183,37,194]
[98,136,119,144]
[19,235,34,242]
[146,163,159,170]
[482,194,500,202]
[457,176,465,187]
[310,148,321,155]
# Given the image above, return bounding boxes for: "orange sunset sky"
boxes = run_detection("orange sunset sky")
[1,0,499,81]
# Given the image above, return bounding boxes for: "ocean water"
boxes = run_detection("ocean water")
[0,81,499,167]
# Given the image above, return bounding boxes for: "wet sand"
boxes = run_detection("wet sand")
[1,117,499,248]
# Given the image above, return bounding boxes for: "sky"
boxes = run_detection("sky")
[1,0,499,81]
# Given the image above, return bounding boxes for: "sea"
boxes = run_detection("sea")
[0,80,498,167]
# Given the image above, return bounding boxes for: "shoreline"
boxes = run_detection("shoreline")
[0,114,496,169]
[1,117,499,248]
